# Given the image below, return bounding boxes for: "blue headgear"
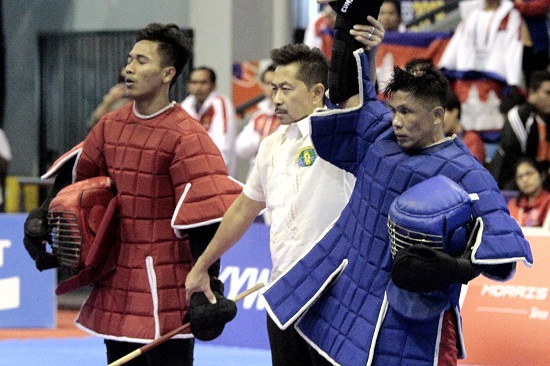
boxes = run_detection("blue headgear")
[387,175,478,258]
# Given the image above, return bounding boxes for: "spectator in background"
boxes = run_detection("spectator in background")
[303,3,337,60]
[235,63,280,180]
[375,0,407,94]
[499,85,528,115]
[87,67,131,130]
[438,0,524,132]
[444,89,486,163]
[378,0,407,32]
[181,66,237,175]
[491,69,550,189]
[508,157,550,227]
[514,0,550,86]
[0,127,11,212]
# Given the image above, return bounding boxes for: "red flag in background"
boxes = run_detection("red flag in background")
[376,31,452,94]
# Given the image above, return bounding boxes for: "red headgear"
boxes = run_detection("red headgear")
[48,176,117,295]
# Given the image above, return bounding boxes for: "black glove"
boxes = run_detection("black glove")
[328,15,363,105]
[327,0,384,104]
[23,198,59,271]
[391,244,479,293]
[329,0,383,25]
[23,155,75,271]
[185,278,237,341]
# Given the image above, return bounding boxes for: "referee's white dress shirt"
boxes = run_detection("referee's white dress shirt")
[243,116,355,282]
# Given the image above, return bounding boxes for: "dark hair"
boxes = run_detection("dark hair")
[193,66,216,84]
[513,157,549,204]
[270,44,329,89]
[404,58,433,72]
[499,86,526,114]
[260,63,277,83]
[527,69,550,92]
[445,89,461,119]
[383,65,449,108]
[383,0,402,20]
[136,23,192,87]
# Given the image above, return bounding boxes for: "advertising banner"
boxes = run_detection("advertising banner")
[459,231,550,365]
[209,222,271,349]
[0,214,56,328]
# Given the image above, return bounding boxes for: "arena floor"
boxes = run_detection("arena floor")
[0,309,271,366]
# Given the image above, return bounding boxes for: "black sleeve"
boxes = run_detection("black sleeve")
[328,15,363,105]
[50,156,76,197]
[187,222,221,278]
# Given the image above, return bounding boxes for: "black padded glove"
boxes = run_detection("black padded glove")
[391,244,479,293]
[23,198,59,271]
[23,157,75,271]
[328,15,363,105]
[329,0,384,25]
[185,278,237,341]
[328,0,383,104]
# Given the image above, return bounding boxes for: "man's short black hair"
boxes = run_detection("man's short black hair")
[384,65,450,108]
[136,23,192,86]
[270,44,329,89]
[404,58,433,72]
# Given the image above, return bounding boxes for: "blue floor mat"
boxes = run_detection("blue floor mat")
[0,337,271,365]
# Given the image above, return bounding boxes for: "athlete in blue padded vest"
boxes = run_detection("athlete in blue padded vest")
[263,34,533,366]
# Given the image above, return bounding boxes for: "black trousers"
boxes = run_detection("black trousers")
[105,338,194,366]
[266,314,332,366]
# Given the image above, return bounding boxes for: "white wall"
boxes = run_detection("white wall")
[68,0,190,32]
[189,0,232,97]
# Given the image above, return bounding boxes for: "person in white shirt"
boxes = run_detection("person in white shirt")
[303,4,337,60]
[235,63,280,180]
[438,0,524,132]
[0,127,12,212]
[181,67,237,175]
[184,18,383,364]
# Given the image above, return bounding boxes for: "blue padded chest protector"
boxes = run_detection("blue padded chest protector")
[263,51,533,366]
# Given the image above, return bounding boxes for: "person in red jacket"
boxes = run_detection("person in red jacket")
[443,89,486,163]
[23,23,242,366]
[508,157,550,227]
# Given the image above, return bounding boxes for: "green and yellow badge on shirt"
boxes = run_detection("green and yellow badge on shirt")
[296,146,317,167]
